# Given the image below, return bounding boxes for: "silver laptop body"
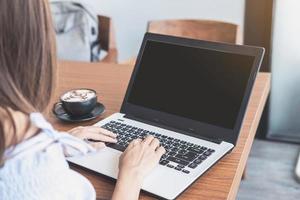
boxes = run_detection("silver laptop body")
[68,33,264,200]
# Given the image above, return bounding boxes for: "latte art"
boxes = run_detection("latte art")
[62,89,96,102]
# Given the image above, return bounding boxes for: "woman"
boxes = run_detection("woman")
[0,0,165,200]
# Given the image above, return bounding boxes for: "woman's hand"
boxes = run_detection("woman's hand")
[68,126,117,149]
[112,136,165,200]
[119,136,165,181]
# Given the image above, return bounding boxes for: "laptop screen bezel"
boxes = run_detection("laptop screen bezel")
[121,33,264,145]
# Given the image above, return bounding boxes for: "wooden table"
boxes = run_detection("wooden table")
[48,61,271,200]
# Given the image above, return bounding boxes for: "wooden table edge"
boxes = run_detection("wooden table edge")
[227,72,271,200]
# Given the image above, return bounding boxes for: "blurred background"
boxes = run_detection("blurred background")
[83,0,246,61]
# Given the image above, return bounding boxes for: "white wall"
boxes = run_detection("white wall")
[82,0,246,61]
[268,0,300,139]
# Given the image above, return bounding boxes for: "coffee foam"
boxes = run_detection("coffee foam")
[62,89,96,102]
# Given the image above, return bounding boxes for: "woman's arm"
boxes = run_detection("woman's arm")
[112,136,165,200]
[112,170,143,200]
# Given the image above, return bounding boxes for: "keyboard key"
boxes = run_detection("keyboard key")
[175,152,197,162]
[131,135,138,140]
[180,145,188,149]
[204,151,212,156]
[165,141,172,145]
[199,155,208,160]
[159,160,169,166]
[188,163,198,169]
[117,135,123,139]
[173,142,180,147]
[208,149,215,153]
[164,145,172,150]
[171,147,179,152]
[168,151,177,156]
[182,169,190,174]
[194,159,202,164]
[121,138,128,142]
[187,142,193,146]
[167,164,174,168]
[187,147,204,154]
[167,157,189,166]
[177,165,185,168]
[175,167,182,171]
[200,146,208,150]
[178,149,188,154]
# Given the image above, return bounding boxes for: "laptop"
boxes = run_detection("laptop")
[68,33,264,200]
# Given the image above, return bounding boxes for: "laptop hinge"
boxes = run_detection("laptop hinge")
[124,114,222,144]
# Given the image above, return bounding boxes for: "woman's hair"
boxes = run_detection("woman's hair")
[0,0,56,164]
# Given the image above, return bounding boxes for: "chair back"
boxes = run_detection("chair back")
[148,19,240,44]
[98,15,118,62]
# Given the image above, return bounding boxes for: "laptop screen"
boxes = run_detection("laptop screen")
[127,40,255,130]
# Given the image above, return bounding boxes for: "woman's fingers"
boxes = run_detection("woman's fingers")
[68,126,117,143]
[85,132,117,143]
[142,135,154,146]
[86,126,117,138]
[98,127,117,138]
[149,138,160,150]
[126,138,142,151]
[156,146,166,157]
[132,138,142,146]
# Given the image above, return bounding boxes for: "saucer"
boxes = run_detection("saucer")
[52,102,105,122]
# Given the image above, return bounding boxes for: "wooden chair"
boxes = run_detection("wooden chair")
[98,15,118,63]
[147,19,241,44]
[123,19,241,65]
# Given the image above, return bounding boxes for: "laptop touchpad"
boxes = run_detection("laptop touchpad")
[68,147,121,179]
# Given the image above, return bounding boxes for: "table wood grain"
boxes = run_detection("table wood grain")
[47,61,271,200]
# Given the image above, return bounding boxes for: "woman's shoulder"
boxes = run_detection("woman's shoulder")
[0,137,96,200]
[1,130,69,177]
[3,112,94,164]
[0,116,96,200]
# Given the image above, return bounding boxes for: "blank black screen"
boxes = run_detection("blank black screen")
[128,41,255,129]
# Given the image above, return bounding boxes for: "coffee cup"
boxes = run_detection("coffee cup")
[60,88,97,117]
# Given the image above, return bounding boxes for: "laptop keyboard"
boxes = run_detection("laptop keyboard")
[101,121,215,174]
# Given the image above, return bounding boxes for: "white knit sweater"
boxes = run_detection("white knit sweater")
[0,113,96,200]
